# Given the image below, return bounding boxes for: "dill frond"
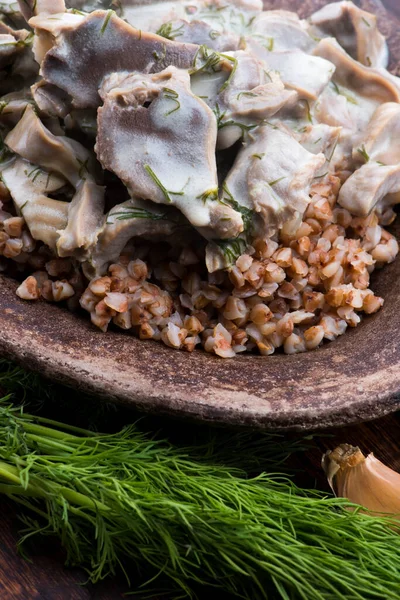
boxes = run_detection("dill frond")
[357,145,370,162]
[156,22,184,41]
[100,10,114,35]
[162,87,181,116]
[0,400,400,599]
[215,237,247,264]
[144,165,187,203]
[108,207,169,222]
[331,81,358,106]
[221,183,253,230]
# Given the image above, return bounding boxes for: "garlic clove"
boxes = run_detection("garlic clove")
[322,444,400,517]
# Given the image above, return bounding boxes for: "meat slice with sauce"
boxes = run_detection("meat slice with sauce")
[96,66,244,240]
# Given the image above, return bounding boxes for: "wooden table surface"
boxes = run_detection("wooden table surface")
[2,0,400,598]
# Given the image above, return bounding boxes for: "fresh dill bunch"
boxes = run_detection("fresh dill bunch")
[0,359,312,472]
[0,401,400,599]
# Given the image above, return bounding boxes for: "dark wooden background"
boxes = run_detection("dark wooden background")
[2,0,400,598]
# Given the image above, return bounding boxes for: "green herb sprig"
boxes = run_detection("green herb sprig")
[357,145,370,162]
[144,165,188,203]
[100,10,114,35]
[221,183,253,231]
[215,236,247,264]
[107,207,169,223]
[331,81,358,106]
[190,46,237,93]
[1,400,400,599]
[156,21,184,41]
[163,87,181,116]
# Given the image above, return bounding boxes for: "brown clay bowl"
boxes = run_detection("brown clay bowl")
[1,0,400,431]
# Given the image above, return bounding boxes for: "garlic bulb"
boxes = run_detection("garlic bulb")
[322,444,400,516]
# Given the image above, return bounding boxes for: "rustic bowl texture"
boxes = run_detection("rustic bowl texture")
[1,0,400,430]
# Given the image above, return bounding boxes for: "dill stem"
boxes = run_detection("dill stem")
[58,486,110,512]
[23,423,77,440]
[25,433,77,453]
[0,484,44,499]
[32,416,97,437]
[22,422,80,442]
[0,457,109,512]
[0,461,22,484]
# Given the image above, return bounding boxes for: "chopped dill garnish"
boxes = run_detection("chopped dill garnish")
[45,171,53,190]
[357,145,370,162]
[213,102,226,127]
[156,21,184,40]
[265,37,274,51]
[213,102,256,134]
[144,165,187,203]
[366,56,372,67]
[218,53,237,93]
[152,43,167,62]
[108,207,169,223]
[264,70,273,82]
[198,188,218,203]
[362,17,371,27]
[213,103,256,135]
[331,80,344,97]
[190,46,237,94]
[314,137,322,145]
[100,10,114,35]
[163,88,180,116]
[377,160,386,166]
[331,81,358,105]
[16,31,34,47]
[252,153,264,160]
[303,100,313,124]
[145,165,173,203]
[209,30,220,40]
[0,40,19,47]
[219,119,257,134]
[236,91,257,100]
[24,166,53,189]
[268,176,286,187]
[19,200,28,211]
[263,120,279,130]
[327,138,339,163]
[190,45,221,75]
[215,237,247,264]
[221,183,253,230]
[26,166,42,183]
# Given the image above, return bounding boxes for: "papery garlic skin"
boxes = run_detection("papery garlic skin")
[322,444,400,517]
